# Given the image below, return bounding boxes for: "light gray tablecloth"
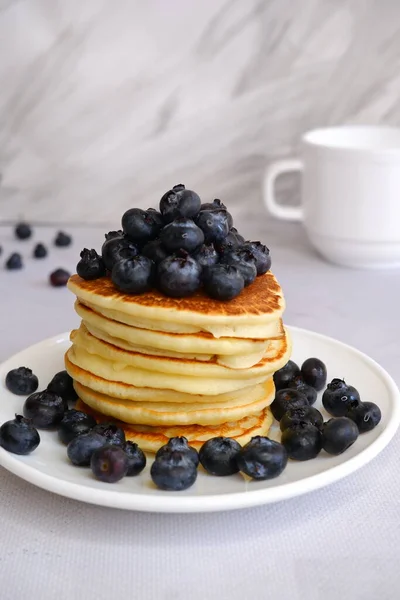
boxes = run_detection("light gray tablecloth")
[0,223,399,600]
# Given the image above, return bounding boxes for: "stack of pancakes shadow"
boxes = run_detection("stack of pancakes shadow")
[66,272,291,452]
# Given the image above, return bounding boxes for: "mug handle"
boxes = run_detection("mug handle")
[263,158,304,221]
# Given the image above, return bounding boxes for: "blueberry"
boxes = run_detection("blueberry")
[237,436,288,480]
[54,231,72,247]
[157,251,201,297]
[192,243,219,271]
[104,230,124,242]
[5,367,39,395]
[150,451,198,491]
[5,253,23,270]
[33,243,48,259]
[15,222,32,240]
[270,388,309,421]
[273,360,301,392]
[101,236,138,271]
[217,228,244,251]
[199,437,241,476]
[281,423,322,461]
[220,248,257,286]
[280,406,324,432]
[322,379,360,417]
[301,358,327,391]
[199,199,233,228]
[156,436,199,467]
[242,241,271,275]
[49,268,70,287]
[159,184,201,223]
[122,208,163,243]
[195,210,230,244]
[67,431,107,466]
[23,390,66,429]
[47,370,77,404]
[160,217,204,253]
[322,417,359,455]
[146,208,164,229]
[142,238,169,264]
[123,441,147,476]
[91,445,129,483]
[77,248,106,280]
[346,400,381,433]
[93,422,125,446]
[229,227,245,243]
[111,255,154,294]
[58,409,97,445]
[287,376,318,405]
[203,264,244,301]
[0,415,40,455]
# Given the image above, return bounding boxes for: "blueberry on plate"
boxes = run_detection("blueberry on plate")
[5,252,23,270]
[23,390,66,429]
[270,388,309,421]
[101,236,137,271]
[77,248,106,280]
[199,437,241,476]
[287,375,317,405]
[159,184,201,223]
[301,357,327,391]
[322,378,360,417]
[58,409,97,445]
[346,400,381,433]
[322,417,359,455]
[47,370,78,404]
[67,431,107,466]
[242,242,271,275]
[91,445,129,483]
[150,451,198,491]
[156,436,199,467]
[111,255,154,294]
[15,222,32,240]
[195,209,230,244]
[0,415,40,455]
[49,268,70,287]
[122,208,162,243]
[5,367,39,396]
[157,251,201,297]
[203,264,244,301]
[142,238,169,264]
[281,423,322,461]
[220,248,257,287]
[273,360,301,391]
[237,436,288,480]
[160,217,204,253]
[33,243,48,259]
[123,441,147,476]
[93,422,125,446]
[279,406,324,432]
[54,231,72,247]
[192,243,219,270]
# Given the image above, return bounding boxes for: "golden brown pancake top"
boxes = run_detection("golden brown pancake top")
[68,271,283,317]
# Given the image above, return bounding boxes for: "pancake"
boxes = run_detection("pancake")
[71,324,291,380]
[65,353,271,404]
[75,398,274,452]
[75,301,272,356]
[74,378,275,426]
[68,271,285,338]
[66,345,272,395]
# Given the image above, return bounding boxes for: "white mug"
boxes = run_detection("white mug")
[263,125,400,268]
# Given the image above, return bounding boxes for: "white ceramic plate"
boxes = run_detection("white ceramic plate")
[0,326,399,513]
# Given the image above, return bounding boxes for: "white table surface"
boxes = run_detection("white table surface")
[0,222,399,600]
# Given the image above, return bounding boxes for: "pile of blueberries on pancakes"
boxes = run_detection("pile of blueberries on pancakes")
[77,184,271,300]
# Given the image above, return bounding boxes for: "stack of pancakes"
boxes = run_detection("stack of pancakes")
[66,272,291,452]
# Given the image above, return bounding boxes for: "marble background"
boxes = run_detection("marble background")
[1,0,400,224]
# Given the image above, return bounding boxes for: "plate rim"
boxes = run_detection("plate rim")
[0,326,399,513]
